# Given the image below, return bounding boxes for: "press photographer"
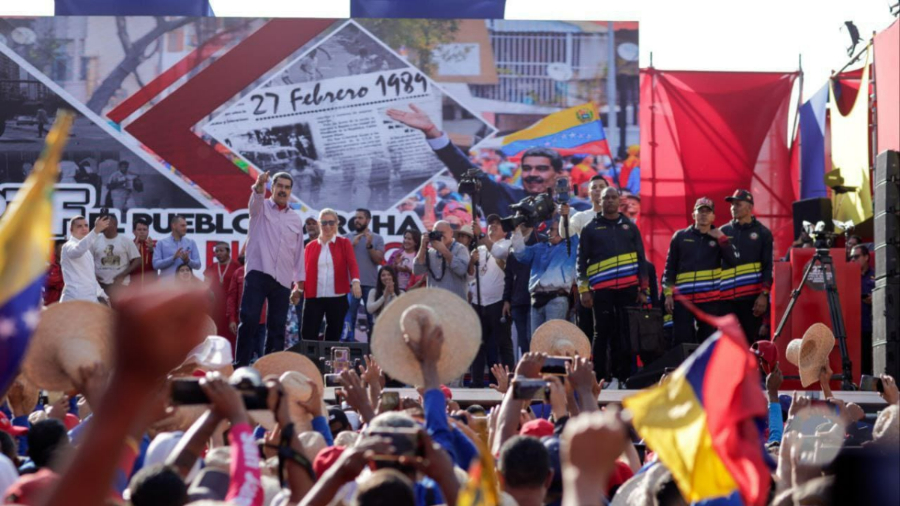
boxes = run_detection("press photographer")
[413,221,470,300]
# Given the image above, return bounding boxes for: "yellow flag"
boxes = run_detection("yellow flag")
[456,438,500,506]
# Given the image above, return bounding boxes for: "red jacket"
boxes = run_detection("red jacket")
[303,236,360,298]
[227,266,266,324]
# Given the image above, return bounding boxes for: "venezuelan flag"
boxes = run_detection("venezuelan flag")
[500,102,611,159]
[0,111,74,395]
[624,309,770,506]
[457,438,500,506]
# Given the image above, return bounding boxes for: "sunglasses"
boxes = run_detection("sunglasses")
[320,220,337,226]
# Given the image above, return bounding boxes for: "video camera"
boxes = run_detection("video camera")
[457,168,482,196]
[803,220,838,250]
[500,191,555,233]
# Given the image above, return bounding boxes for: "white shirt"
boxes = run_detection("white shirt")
[490,238,512,261]
[315,236,343,298]
[92,234,140,285]
[469,245,505,306]
[61,230,107,302]
[559,208,600,238]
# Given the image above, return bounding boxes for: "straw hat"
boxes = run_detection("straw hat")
[531,320,591,358]
[370,288,481,386]
[22,301,113,391]
[785,323,836,387]
[7,376,40,412]
[251,352,324,430]
[169,336,235,379]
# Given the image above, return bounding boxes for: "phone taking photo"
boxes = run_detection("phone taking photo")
[512,379,551,401]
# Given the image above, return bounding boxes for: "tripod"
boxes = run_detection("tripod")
[773,248,855,390]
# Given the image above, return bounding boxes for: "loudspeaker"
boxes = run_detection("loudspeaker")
[874,151,900,280]
[625,343,699,389]
[792,198,833,239]
[873,277,900,378]
[286,340,325,372]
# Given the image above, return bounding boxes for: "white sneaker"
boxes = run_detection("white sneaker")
[607,378,620,390]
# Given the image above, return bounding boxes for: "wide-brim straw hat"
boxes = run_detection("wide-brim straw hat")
[785,323,836,387]
[22,301,114,391]
[531,320,591,358]
[370,288,481,386]
[251,352,324,430]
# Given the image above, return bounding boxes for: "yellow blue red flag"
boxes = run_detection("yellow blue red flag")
[500,102,611,159]
[0,111,74,395]
[457,437,500,506]
[623,305,770,506]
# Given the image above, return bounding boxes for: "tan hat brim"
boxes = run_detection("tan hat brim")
[531,320,591,358]
[797,323,835,388]
[371,288,481,386]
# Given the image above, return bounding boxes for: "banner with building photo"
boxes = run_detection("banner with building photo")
[0,17,640,272]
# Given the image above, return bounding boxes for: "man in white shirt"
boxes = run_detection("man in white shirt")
[91,214,140,298]
[61,214,111,303]
[459,224,513,388]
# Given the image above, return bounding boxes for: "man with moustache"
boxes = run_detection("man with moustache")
[386,104,590,217]
[235,171,305,366]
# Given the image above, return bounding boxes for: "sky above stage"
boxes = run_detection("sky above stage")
[1,0,896,98]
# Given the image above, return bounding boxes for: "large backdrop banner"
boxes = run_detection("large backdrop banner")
[639,69,799,273]
[0,17,639,272]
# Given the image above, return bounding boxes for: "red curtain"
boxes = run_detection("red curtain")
[874,19,900,152]
[639,69,799,275]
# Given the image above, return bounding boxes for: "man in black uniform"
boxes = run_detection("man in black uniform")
[719,190,773,342]
[577,187,649,384]
[663,197,738,344]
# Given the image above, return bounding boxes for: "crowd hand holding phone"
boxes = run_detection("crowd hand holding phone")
[567,356,599,413]
[94,215,111,234]
[879,375,899,404]
[199,371,250,426]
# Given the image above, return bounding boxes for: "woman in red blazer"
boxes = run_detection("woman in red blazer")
[302,208,362,341]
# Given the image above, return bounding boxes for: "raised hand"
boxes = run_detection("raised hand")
[358,355,383,388]
[515,352,545,379]
[254,171,270,193]
[385,104,441,138]
[488,364,510,394]
[295,378,324,418]
[881,375,899,405]
[94,216,111,234]
[560,408,629,506]
[199,372,249,425]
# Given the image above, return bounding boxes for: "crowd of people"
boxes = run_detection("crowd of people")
[1,279,897,506]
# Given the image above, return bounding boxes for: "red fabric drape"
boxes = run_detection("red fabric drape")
[875,19,900,152]
[639,69,799,275]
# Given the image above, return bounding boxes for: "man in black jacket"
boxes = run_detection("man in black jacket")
[719,190,773,343]
[663,197,738,344]
[577,187,649,384]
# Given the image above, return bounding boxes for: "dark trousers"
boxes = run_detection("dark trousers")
[303,296,350,342]
[591,286,638,382]
[235,270,290,366]
[470,301,507,387]
[672,301,721,345]
[511,304,531,355]
[576,298,593,343]
[294,296,305,334]
[727,298,764,343]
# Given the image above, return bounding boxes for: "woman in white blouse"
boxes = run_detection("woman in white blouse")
[366,265,400,320]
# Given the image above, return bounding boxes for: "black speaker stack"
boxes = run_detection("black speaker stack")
[286,340,371,374]
[873,150,899,378]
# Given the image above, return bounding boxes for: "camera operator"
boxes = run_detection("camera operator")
[577,187,650,386]
[413,221,470,300]
[385,104,590,217]
[511,218,578,334]
[719,190,773,343]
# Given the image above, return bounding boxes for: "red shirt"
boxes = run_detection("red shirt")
[133,238,158,286]
[205,260,239,342]
[44,262,64,305]
[303,236,359,298]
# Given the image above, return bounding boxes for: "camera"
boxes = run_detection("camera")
[457,168,482,196]
[428,230,444,241]
[170,367,269,410]
[803,220,837,249]
[554,178,570,204]
[500,192,555,233]
[541,356,572,376]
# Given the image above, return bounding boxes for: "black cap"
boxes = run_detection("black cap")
[694,197,715,211]
[486,214,502,224]
[725,189,753,204]
[327,406,350,433]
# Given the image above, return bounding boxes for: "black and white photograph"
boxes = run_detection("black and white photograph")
[275,22,408,86]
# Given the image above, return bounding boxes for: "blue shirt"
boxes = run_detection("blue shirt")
[423,389,476,471]
[152,235,201,276]
[55,0,213,15]
[862,268,875,333]
[512,231,579,293]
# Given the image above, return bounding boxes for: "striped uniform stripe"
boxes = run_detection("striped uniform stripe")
[587,252,640,290]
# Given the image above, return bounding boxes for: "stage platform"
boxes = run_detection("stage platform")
[324,388,889,411]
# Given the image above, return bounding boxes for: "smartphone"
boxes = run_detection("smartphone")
[541,356,572,376]
[380,391,400,412]
[170,378,268,410]
[99,207,109,218]
[512,379,551,401]
[324,374,341,387]
[860,375,884,393]
[367,428,423,461]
